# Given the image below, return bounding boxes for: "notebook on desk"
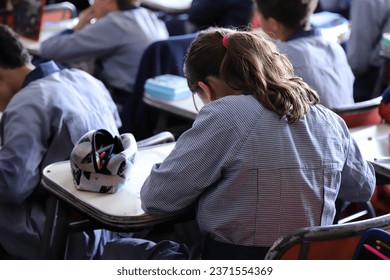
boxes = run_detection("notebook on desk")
[4,0,45,41]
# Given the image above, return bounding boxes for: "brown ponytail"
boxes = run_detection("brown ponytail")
[184,27,319,123]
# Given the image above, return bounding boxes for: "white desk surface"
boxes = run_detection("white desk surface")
[41,142,177,230]
[350,123,390,178]
[20,18,78,55]
[143,92,202,120]
[141,0,192,13]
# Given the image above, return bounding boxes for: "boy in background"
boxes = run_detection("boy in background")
[255,0,355,108]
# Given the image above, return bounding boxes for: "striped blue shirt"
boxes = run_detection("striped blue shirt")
[141,94,375,247]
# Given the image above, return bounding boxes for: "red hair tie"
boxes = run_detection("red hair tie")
[222,34,229,49]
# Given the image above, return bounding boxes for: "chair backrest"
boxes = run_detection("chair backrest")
[42,1,77,23]
[121,33,197,138]
[265,213,390,260]
[331,96,383,128]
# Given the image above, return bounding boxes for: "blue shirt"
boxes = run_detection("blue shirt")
[0,61,120,259]
[141,94,375,247]
[276,29,355,108]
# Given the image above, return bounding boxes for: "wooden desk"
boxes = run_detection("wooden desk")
[143,92,202,120]
[41,142,177,231]
[141,0,192,13]
[350,123,390,178]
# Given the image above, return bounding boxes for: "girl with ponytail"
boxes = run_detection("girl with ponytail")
[139,27,375,259]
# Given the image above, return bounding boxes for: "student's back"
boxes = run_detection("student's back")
[255,0,355,108]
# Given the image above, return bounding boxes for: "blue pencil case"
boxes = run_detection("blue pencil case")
[144,74,192,101]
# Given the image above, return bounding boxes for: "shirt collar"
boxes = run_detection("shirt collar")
[124,5,140,11]
[285,28,322,42]
[22,60,61,88]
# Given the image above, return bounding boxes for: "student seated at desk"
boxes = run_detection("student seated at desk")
[103,27,376,260]
[39,0,169,132]
[255,0,354,109]
[0,24,121,259]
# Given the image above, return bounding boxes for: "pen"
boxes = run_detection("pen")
[363,244,390,260]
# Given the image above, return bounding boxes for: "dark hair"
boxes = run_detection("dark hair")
[0,24,30,69]
[255,0,318,30]
[116,0,140,10]
[184,27,320,124]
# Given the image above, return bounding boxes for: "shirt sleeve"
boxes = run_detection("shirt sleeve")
[140,102,243,215]
[0,97,49,205]
[338,134,376,202]
[39,17,123,63]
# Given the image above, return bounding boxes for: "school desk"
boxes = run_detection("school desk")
[41,142,182,235]
[143,92,202,120]
[350,123,390,179]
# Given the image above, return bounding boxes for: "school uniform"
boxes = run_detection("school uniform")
[0,61,121,259]
[140,94,375,258]
[347,0,390,101]
[276,29,355,108]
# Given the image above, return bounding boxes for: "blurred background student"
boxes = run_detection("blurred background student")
[255,0,354,108]
[347,0,390,102]
[39,0,169,134]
